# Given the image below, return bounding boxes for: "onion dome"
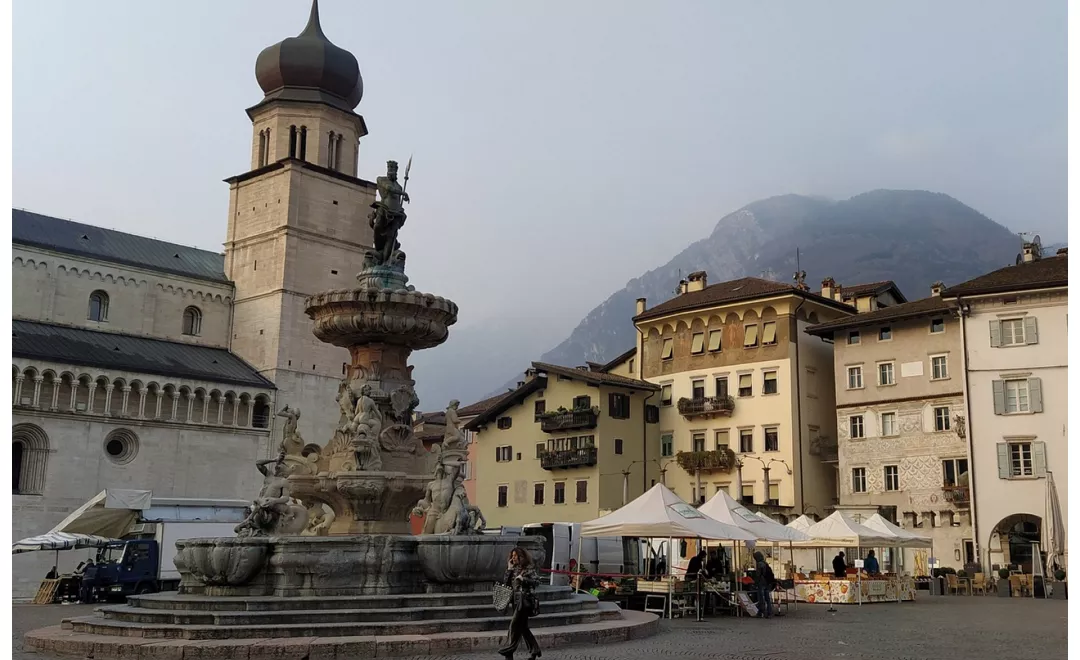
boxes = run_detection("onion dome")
[254,0,363,112]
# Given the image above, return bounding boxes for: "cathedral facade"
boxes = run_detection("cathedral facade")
[11,2,377,598]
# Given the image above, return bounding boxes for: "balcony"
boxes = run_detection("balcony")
[942,485,970,507]
[540,447,598,470]
[539,409,598,433]
[676,396,735,419]
[675,448,737,474]
[809,436,838,462]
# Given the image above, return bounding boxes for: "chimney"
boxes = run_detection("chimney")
[1021,240,1042,263]
[686,271,708,293]
[821,277,836,299]
[931,281,945,297]
[832,284,842,301]
[517,381,525,388]
[677,279,688,295]
[635,298,647,315]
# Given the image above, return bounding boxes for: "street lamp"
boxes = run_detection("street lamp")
[743,456,792,507]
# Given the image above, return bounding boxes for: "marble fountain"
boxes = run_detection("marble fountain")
[26,161,657,659]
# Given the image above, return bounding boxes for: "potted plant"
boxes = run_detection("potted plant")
[997,567,1011,597]
[1051,569,1067,600]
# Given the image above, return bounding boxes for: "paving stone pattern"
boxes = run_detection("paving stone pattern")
[15,597,1066,660]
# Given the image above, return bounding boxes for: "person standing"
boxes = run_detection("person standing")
[753,551,775,618]
[863,550,880,575]
[833,551,847,578]
[498,547,542,659]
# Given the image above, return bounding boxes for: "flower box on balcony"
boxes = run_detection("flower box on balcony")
[675,447,737,474]
[676,396,735,418]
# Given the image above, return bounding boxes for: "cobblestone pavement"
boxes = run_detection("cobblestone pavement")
[14,597,1066,660]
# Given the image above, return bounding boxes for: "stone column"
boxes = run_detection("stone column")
[68,381,78,411]
[201,394,210,424]
[169,392,180,421]
[120,386,131,416]
[185,392,195,422]
[50,380,61,411]
[103,384,115,416]
[31,376,44,408]
[232,399,241,427]
[154,392,164,420]
[12,375,24,406]
[87,382,98,414]
[216,396,225,425]
[247,401,255,427]
[137,390,148,419]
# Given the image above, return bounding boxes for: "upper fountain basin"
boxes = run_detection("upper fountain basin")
[305,287,458,350]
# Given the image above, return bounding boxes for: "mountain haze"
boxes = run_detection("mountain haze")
[483,189,1032,396]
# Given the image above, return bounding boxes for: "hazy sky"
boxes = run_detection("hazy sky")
[14,1,1066,340]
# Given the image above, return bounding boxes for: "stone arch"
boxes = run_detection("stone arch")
[222,390,238,426]
[39,369,59,411]
[723,311,741,325]
[182,306,203,336]
[252,394,272,429]
[13,423,49,495]
[207,389,223,424]
[74,374,94,412]
[237,393,253,427]
[192,387,208,423]
[88,289,109,321]
[807,310,821,324]
[92,376,111,413]
[990,513,1042,573]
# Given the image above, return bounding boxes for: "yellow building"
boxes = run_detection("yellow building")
[465,361,659,527]
[631,271,858,521]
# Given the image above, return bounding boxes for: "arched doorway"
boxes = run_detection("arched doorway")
[991,514,1042,573]
[12,423,49,495]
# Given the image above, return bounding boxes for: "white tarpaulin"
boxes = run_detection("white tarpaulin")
[46,489,152,539]
[862,513,933,548]
[791,511,896,548]
[581,484,755,541]
[12,531,115,554]
[786,514,817,534]
[698,490,811,542]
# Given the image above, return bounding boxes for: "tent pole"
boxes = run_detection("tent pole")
[667,536,673,620]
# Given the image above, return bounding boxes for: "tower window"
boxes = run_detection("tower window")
[289,125,297,158]
[182,306,202,336]
[335,134,344,171]
[258,130,267,167]
[299,126,308,161]
[327,131,337,170]
[88,290,109,322]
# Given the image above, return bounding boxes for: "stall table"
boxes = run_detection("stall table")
[794,575,916,604]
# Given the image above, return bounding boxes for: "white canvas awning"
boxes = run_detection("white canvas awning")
[861,513,933,548]
[786,514,817,534]
[45,489,151,539]
[12,531,116,554]
[698,490,811,542]
[791,511,897,548]
[581,484,756,541]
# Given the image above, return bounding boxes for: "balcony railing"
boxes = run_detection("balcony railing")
[675,448,738,474]
[539,410,598,433]
[540,447,598,470]
[676,396,735,419]
[942,485,970,506]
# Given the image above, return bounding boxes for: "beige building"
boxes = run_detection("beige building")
[631,272,856,521]
[807,282,973,570]
[942,246,1068,574]
[10,4,384,597]
[465,361,659,527]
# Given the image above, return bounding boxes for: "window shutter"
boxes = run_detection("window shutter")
[989,320,1002,347]
[608,392,616,417]
[992,380,1006,415]
[1033,442,1047,477]
[1024,316,1039,345]
[1029,378,1043,413]
[997,443,1009,479]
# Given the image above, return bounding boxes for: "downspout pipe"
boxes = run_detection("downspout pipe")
[637,323,655,494]
[956,297,981,568]
[793,297,807,512]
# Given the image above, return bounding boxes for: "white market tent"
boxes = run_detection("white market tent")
[862,513,932,548]
[792,511,895,548]
[786,514,817,535]
[581,484,756,541]
[698,490,811,543]
[12,489,152,556]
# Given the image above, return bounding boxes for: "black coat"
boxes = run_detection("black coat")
[833,555,847,578]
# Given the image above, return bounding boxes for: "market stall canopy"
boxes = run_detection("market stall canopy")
[12,531,116,554]
[792,511,896,547]
[48,489,153,539]
[861,513,932,548]
[698,491,811,542]
[786,514,817,534]
[581,484,756,541]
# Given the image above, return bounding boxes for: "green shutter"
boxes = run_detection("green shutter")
[1029,378,1043,413]
[989,320,1002,347]
[992,380,1006,415]
[1024,316,1039,345]
[997,443,1010,479]
[1033,442,1047,477]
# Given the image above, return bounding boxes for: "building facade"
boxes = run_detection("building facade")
[943,247,1068,574]
[631,272,854,521]
[807,284,973,571]
[465,362,659,527]
[10,4,383,598]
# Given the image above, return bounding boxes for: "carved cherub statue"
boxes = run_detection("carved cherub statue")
[442,399,468,450]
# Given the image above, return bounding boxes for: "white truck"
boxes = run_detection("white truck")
[521,522,636,587]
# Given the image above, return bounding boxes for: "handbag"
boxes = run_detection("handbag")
[492,583,513,613]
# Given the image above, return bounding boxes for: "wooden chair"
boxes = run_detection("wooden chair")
[971,573,987,595]
[946,573,969,595]
[1009,574,1027,597]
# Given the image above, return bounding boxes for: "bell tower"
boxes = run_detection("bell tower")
[224,0,376,446]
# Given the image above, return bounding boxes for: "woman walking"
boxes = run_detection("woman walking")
[498,547,542,659]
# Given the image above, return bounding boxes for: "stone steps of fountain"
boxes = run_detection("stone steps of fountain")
[68,606,620,640]
[127,585,573,611]
[98,595,595,625]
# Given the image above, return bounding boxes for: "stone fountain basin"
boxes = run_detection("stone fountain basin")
[175,537,272,587]
[415,535,546,584]
[305,287,459,350]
